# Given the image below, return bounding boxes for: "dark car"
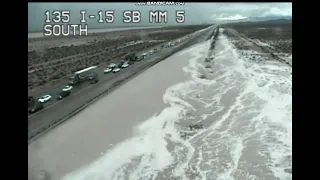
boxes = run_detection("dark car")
[57,90,71,100]
[88,72,99,80]
[28,96,35,106]
[127,60,134,64]
[90,77,99,84]
[118,61,124,68]
[28,102,44,114]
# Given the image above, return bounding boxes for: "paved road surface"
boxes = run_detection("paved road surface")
[28,37,192,112]
[28,41,184,108]
[28,25,216,141]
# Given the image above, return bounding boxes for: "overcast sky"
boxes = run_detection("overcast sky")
[28,3,292,32]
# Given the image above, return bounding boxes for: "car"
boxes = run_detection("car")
[88,76,94,80]
[57,90,71,100]
[139,53,147,60]
[88,73,98,80]
[108,63,117,68]
[127,60,134,64]
[104,68,113,74]
[28,96,35,106]
[113,68,121,73]
[149,50,154,55]
[90,77,99,84]
[62,85,73,91]
[153,48,158,53]
[121,63,129,68]
[117,61,125,68]
[38,95,52,103]
[28,102,44,114]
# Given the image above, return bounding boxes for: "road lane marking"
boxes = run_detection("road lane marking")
[28,84,96,118]
[28,29,213,139]
[28,60,152,118]
[28,65,147,135]
[28,30,207,118]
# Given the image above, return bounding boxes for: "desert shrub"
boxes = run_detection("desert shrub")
[38,80,46,86]
[51,74,61,80]
[28,27,203,89]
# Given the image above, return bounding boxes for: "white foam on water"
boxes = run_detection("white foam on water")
[62,106,185,180]
[213,29,291,180]
[171,29,291,180]
[63,27,291,180]
[62,36,211,180]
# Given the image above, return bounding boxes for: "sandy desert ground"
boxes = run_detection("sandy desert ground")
[222,19,292,66]
[28,21,292,180]
[28,25,208,94]
[28,36,195,180]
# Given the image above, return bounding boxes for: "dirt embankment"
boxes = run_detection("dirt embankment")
[222,21,292,66]
[223,20,292,54]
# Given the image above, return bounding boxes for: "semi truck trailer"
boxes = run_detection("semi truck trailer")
[68,66,98,85]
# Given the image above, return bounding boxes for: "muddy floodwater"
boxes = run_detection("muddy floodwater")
[29,28,292,180]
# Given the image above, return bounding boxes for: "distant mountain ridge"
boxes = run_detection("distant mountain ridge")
[221,16,292,23]
[246,16,292,22]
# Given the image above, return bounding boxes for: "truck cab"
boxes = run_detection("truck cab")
[124,53,138,62]
[68,77,76,85]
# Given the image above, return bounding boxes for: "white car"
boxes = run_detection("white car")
[140,53,147,60]
[104,68,113,74]
[121,63,129,68]
[108,63,117,68]
[113,68,121,73]
[62,85,73,91]
[38,95,52,103]
[149,50,154,55]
